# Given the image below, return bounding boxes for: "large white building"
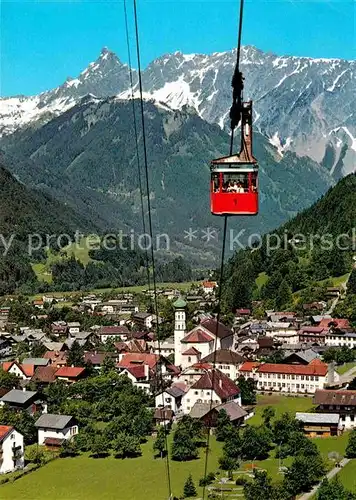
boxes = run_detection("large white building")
[325,331,356,349]
[239,359,339,395]
[0,426,24,474]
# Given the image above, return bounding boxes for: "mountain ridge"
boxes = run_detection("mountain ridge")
[1,45,354,177]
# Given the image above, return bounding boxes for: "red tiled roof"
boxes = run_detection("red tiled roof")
[0,425,13,442]
[99,326,129,335]
[118,353,159,370]
[202,281,216,288]
[236,309,251,315]
[84,352,107,365]
[2,361,34,377]
[313,390,356,406]
[124,365,147,379]
[318,318,350,329]
[309,358,325,366]
[182,329,213,343]
[182,347,201,356]
[240,361,261,372]
[191,369,240,400]
[55,367,85,378]
[114,342,129,352]
[299,327,328,334]
[32,365,57,383]
[258,362,328,376]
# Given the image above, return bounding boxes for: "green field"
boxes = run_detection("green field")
[248,394,315,426]
[0,437,223,500]
[336,362,356,375]
[255,272,269,289]
[336,459,356,491]
[1,395,350,500]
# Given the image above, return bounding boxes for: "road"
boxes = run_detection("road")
[298,458,350,500]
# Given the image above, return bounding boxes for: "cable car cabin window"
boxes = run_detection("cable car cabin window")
[211,172,257,193]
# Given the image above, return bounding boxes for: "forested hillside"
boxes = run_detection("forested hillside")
[0,97,333,266]
[0,163,97,294]
[223,174,356,313]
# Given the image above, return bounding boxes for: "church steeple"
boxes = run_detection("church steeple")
[173,297,186,367]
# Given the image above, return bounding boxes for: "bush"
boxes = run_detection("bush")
[199,472,215,486]
[236,476,249,486]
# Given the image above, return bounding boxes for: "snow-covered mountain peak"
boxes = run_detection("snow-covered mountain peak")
[0,45,354,176]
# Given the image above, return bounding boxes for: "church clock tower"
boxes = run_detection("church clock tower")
[173,297,186,367]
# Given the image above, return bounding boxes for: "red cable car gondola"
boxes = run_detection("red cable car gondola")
[210,101,259,216]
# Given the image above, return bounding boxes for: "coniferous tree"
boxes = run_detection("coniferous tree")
[215,409,232,442]
[183,474,197,498]
[153,426,166,458]
[346,429,356,458]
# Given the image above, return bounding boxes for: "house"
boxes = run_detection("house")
[22,358,50,368]
[132,313,153,330]
[189,400,247,428]
[0,426,24,473]
[181,368,241,414]
[54,367,86,383]
[155,383,187,413]
[202,281,217,295]
[283,349,320,365]
[2,361,35,380]
[97,326,130,343]
[31,365,57,385]
[313,390,356,429]
[0,389,47,415]
[35,413,78,447]
[33,299,44,309]
[150,337,175,358]
[43,350,67,368]
[67,322,81,334]
[51,322,67,335]
[176,363,212,387]
[295,412,340,437]
[298,327,328,344]
[239,360,338,394]
[0,338,12,357]
[43,342,66,352]
[200,349,246,381]
[84,352,113,370]
[318,318,351,330]
[235,309,251,320]
[153,407,174,427]
[325,331,356,349]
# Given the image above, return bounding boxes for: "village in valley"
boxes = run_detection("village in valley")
[0,275,355,499]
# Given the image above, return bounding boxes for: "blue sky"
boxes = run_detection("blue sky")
[1,0,354,96]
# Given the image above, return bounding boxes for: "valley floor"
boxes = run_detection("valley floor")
[0,395,352,500]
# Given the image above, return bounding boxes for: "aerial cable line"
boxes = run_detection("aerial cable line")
[123,0,152,292]
[132,0,173,498]
[202,1,245,497]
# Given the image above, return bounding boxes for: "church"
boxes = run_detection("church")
[173,298,234,369]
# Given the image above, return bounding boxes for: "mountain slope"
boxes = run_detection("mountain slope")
[0,97,333,265]
[282,173,356,236]
[224,173,356,311]
[0,163,97,294]
[1,46,354,176]
[0,162,96,237]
